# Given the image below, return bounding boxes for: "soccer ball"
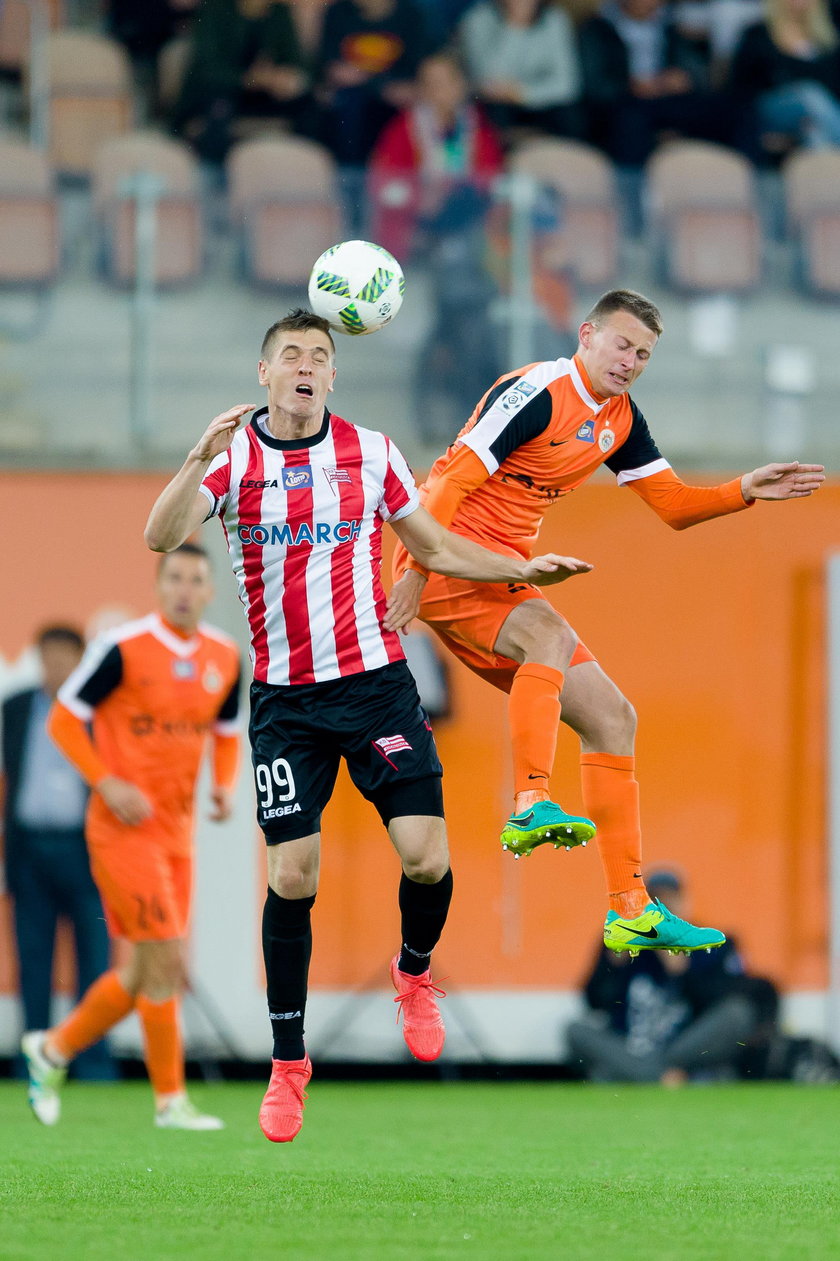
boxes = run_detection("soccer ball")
[308,240,405,336]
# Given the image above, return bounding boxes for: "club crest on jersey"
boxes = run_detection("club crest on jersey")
[576,419,595,443]
[282,466,313,490]
[172,660,196,680]
[598,429,616,453]
[202,664,222,693]
[324,466,352,493]
[500,379,537,413]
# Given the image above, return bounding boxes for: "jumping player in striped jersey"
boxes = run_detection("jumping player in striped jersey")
[390,288,825,958]
[145,308,593,1142]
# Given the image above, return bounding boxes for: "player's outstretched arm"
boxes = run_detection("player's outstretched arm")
[741,461,825,502]
[387,507,592,631]
[145,404,255,552]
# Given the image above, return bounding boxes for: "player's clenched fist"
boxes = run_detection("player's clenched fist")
[190,404,256,464]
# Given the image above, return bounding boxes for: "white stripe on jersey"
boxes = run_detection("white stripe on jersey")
[461,359,575,475]
[616,457,672,486]
[202,414,418,685]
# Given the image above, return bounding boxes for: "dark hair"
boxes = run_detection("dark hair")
[261,308,336,361]
[584,289,664,337]
[36,624,85,652]
[158,541,211,573]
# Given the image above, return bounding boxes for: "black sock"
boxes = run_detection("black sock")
[262,887,315,1061]
[397,868,453,976]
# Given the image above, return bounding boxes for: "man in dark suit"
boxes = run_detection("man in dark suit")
[2,626,115,1079]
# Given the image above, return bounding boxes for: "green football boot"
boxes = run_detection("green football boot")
[604,898,726,957]
[500,799,596,859]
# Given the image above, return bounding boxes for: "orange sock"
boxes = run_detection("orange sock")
[49,970,134,1062]
[136,995,185,1101]
[510,664,564,809]
[580,752,649,917]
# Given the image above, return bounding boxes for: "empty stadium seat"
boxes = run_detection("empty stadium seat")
[645,141,762,293]
[39,31,134,178]
[226,135,343,288]
[92,130,204,286]
[782,149,840,298]
[508,138,620,289]
[0,136,59,287]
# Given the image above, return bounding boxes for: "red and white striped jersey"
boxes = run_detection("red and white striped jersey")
[199,407,420,685]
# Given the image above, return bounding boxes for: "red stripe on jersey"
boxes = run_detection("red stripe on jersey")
[203,451,232,505]
[240,429,271,680]
[369,516,404,664]
[329,420,365,675]
[382,437,412,517]
[280,450,315,684]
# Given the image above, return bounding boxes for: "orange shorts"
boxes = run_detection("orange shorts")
[406,563,595,694]
[87,826,193,942]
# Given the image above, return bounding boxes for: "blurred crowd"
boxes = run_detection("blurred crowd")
[103,0,840,178]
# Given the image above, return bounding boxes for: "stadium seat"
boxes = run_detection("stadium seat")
[0,136,59,287]
[645,141,762,293]
[226,136,342,288]
[0,0,63,75]
[92,130,204,286]
[39,31,134,178]
[508,138,619,289]
[156,35,192,116]
[782,149,840,298]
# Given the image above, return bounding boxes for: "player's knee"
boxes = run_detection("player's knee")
[269,866,318,900]
[402,856,449,883]
[136,942,186,1000]
[401,840,450,884]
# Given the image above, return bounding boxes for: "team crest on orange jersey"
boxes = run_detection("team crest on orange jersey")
[599,430,616,453]
[202,665,222,693]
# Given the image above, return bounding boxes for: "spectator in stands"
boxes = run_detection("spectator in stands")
[369,51,504,259]
[566,868,780,1084]
[458,0,585,144]
[2,627,116,1082]
[109,0,198,67]
[416,0,483,48]
[317,0,431,167]
[728,0,840,160]
[369,50,506,441]
[578,0,740,165]
[109,0,199,115]
[172,0,316,164]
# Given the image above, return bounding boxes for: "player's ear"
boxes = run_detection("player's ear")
[578,321,594,348]
[257,358,269,386]
[328,366,336,393]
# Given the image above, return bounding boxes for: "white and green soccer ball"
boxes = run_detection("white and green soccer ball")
[308,240,405,335]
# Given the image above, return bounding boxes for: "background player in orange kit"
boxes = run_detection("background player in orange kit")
[21,543,242,1130]
[390,288,825,958]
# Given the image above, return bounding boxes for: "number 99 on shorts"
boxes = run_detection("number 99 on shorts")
[255,758,302,820]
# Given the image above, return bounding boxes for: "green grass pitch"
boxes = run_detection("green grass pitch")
[2,1079,839,1260]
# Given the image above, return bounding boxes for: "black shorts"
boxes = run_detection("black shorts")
[249,661,444,844]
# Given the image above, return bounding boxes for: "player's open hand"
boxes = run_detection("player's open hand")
[523,555,594,586]
[208,786,234,822]
[742,461,825,501]
[97,776,154,826]
[190,404,256,464]
[384,569,428,633]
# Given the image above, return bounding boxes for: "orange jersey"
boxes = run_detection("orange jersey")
[57,613,240,853]
[412,354,749,561]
